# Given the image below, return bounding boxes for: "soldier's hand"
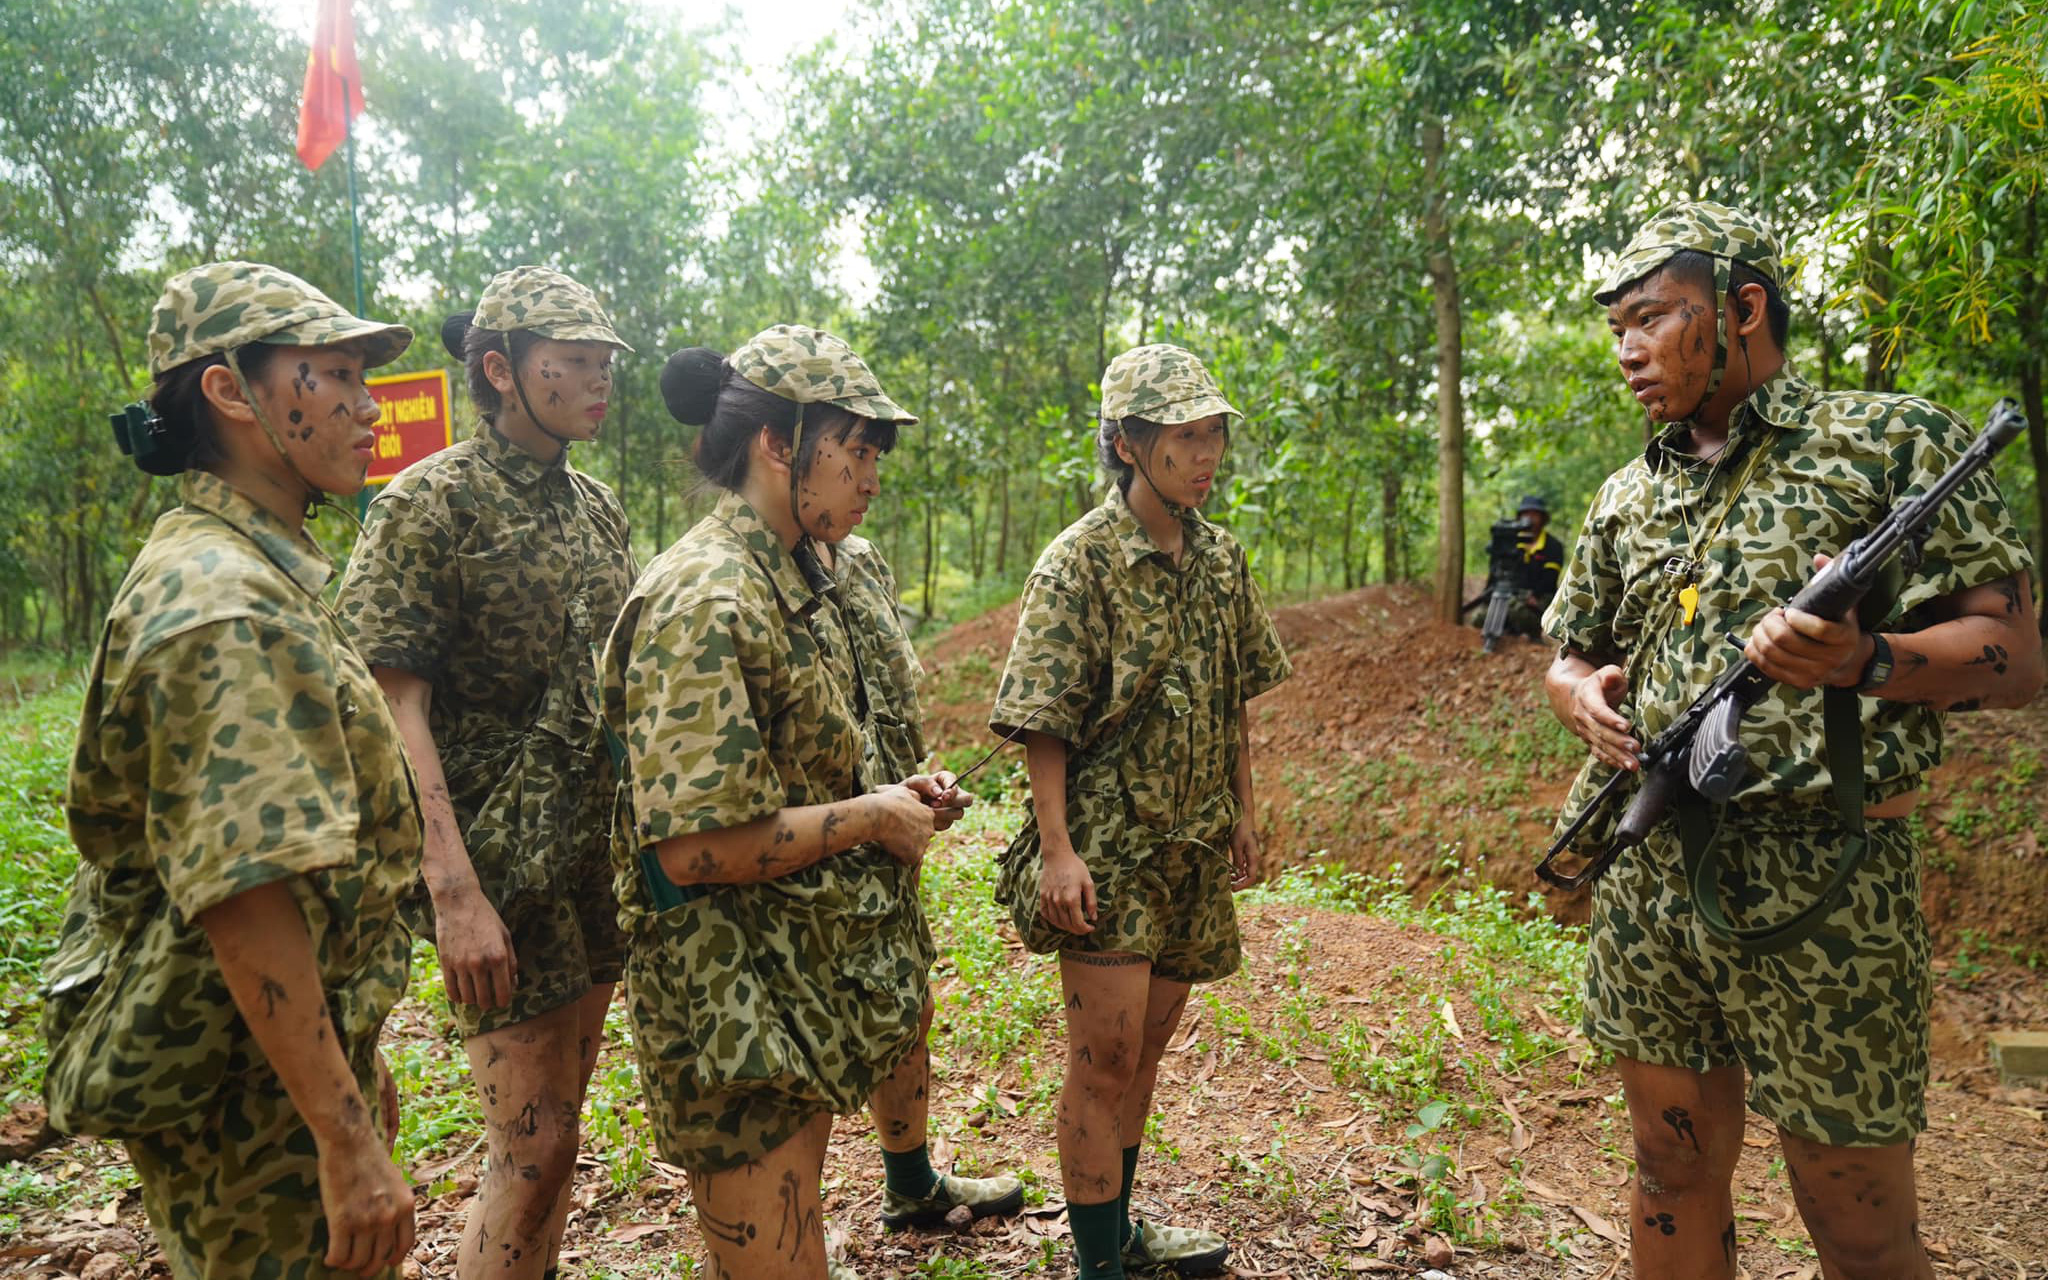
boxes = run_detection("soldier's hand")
[905,770,974,831]
[433,885,518,1010]
[1039,846,1098,934]
[869,784,938,866]
[1228,822,1263,890]
[317,1128,415,1275]
[1571,664,1639,771]
[1745,554,1868,689]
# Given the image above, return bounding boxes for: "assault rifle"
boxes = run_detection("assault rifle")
[1537,397,2029,892]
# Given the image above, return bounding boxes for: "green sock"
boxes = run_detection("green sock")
[1119,1143,1141,1246]
[882,1142,940,1199]
[1070,1197,1127,1279]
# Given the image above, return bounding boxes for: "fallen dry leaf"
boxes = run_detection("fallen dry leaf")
[1521,1177,1571,1205]
[1571,1205,1628,1248]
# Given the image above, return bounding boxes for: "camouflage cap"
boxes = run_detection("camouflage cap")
[729,324,918,424]
[147,261,412,378]
[471,265,633,351]
[1594,201,1785,304]
[1099,344,1240,425]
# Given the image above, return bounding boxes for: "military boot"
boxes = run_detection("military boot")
[1123,1219,1229,1276]
[879,1170,1026,1230]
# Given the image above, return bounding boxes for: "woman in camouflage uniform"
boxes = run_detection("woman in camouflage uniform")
[42,262,420,1278]
[991,345,1291,1280]
[816,526,1025,1233]
[334,267,633,1280]
[601,325,953,1280]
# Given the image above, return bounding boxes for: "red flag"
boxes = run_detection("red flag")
[295,0,364,171]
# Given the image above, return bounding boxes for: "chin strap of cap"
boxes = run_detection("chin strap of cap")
[1123,425,1194,522]
[1669,254,1736,427]
[224,346,359,529]
[502,334,579,449]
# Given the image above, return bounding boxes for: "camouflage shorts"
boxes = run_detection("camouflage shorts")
[1002,831,1242,985]
[623,862,927,1174]
[412,844,625,1040]
[125,1065,396,1280]
[1585,813,1928,1147]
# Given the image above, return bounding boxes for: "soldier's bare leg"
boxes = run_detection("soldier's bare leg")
[868,997,936,1155]
[1777,1130,1933,1280]
[1056,952,1152,1204]
[1616,1058,1746,1280]
[539,983,614,1273]
[455,998,594,1280]
[690,1111,833,1280]
[1116,975,1192,1152]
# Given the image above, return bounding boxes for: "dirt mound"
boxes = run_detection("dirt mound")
[925,598,1021,668]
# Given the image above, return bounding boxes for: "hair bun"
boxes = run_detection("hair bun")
[440,311,476,361]
[661,347,726,426]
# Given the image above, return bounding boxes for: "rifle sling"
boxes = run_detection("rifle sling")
[1677,685,1869,954]
[1677,570,1902,954]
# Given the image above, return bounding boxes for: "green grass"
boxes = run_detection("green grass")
[0,675,85,1104]
[919,801,1063,1092]
[1246,852,1589,1245]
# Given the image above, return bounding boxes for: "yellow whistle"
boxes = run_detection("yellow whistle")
[1679,583,1700,626]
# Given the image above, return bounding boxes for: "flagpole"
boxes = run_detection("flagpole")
[342,74,367,317]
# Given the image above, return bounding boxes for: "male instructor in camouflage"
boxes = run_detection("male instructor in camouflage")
[1544,201,2041,1278]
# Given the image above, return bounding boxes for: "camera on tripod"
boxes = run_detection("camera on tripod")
[1477,515,1533,653]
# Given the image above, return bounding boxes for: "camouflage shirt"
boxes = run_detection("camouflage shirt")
[603,493,923,1127]
[335,424,633,902]
[603,492,875,926]
[991,487,1292,840]
[46,470,421,1132]
[1545,368,2034,809]
[830,534,928,785]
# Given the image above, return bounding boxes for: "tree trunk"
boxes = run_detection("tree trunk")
[1380,470,1399,584]
[997,471,1011,576]
[921,498,937,622]
[966,481,983,577]
[1342,481,1357,590]
[1421,118,1465,622]
[2020,196,2048,637]
[2021,355,2046,637]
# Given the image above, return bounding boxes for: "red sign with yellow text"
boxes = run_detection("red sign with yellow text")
[365,369,454,485]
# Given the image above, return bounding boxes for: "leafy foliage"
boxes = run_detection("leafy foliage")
[0,0,2041,644]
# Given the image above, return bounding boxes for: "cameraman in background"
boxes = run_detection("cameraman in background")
[1468,495,1565,649]
[1515,495,1565,608]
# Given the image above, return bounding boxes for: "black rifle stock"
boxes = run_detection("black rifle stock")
[1537,397,2030,890]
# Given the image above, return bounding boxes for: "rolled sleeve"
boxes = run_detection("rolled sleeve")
[1233,554,1292,701]
[1546,474,1626,662]
[335,491,460,677]
[990,569,1099,743]
[621,594,787,843]
[113,619,357,920]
